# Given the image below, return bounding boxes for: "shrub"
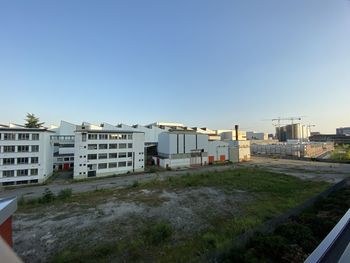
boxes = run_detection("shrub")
[143,222,173,245]
[40,188,55,203]
[57,188,72,200]
[131,180,139,188]
[275,222,317,253]
[247,234,289,261]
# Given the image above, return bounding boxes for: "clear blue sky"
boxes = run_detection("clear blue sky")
[1,0,349,133]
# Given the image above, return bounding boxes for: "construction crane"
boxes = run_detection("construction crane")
[272,116,304,140]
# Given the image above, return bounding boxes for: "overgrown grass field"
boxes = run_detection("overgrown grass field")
[19,168,329,263]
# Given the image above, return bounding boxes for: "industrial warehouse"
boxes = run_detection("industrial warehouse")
[0,119,345,186]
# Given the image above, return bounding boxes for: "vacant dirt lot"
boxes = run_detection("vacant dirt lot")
[13,186,249,262]
[11,166,332,263]
[241,156,350,183]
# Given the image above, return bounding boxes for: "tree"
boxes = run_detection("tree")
[24,113,44,128]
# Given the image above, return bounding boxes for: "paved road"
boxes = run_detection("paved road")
[0,164,238,199]
[1,156,349,200]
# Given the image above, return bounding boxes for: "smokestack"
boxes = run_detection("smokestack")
[235,125,239,141]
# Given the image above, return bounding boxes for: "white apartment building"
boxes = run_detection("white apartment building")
[0,125,54,186]
[73,125,145,179]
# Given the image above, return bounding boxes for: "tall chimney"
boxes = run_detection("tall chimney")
[235,125,239,141]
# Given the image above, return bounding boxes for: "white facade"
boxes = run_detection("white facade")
[50,120,76,170]
[246,132,268,140]
[73,127,145,179]
[227,140,251,162]
[208,140,229,163]
[0,127,54,186]
[155,131,209,168]
[220,130,247,141]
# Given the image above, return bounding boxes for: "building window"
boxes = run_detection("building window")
[109,162,118,168]
[128,134,133,140]
[31,145,39,152]
[32,134,39,140]
[31,157,39,164]
[3,146,15,153]
[2,170,15,177]
[87,154,97,160]
[88,144,98,150]
[118,152,127,158]
[17,158,29,164]
[121,134,127,140]
[98,153,107,159]
[18,133,30,140]
[59,144,74,148]
[99,134,108,140]
[99,144,108,149]
[4,133,16,140]
[17,145,29,152]
[109,153,118,159]
[88,134,98,140]
[17,169,29,176]
[128,143,133,148]
[119,143,127,149]
[3,158,15,165]
[127,152,132,157]
[30,169,38,175]
[98,163,108,169]
[127,161,132,166]
[82,133,87,142]
[118,161,126,167]
[109,144,118,149]
[109,134,120,140]
[57,158,63,161]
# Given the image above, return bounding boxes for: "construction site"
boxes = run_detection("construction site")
[250,117,335,159]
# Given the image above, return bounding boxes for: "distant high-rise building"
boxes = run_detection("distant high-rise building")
[336,127,350,136]
[276,123,310,142]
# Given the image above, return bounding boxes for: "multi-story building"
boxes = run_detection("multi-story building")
[73,124,145,179]
[276,123,310,142]
[0,125,54,186]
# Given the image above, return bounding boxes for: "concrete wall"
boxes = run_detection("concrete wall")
[208,141,229,162]
[158,132,209,157]
[247,132,268,140]
[228,140,251,162]
[220,131,247,141]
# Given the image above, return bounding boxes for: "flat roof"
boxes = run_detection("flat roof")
[0,128,55,133]
[75,129,144,134]
[0,197,17,225]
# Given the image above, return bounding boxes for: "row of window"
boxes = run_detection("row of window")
[83,133,133,141]
[87,152,133,160]
[2,157,39,165]
[97,161,132,169]
[1,168,39,177]
[0,133,39,141]
[0,145,39,153]
[57,157,74,162]
[87,143,133,150]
